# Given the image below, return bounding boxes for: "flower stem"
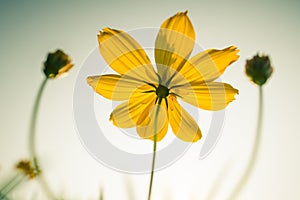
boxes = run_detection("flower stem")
[0,174,20,194]
[147,99,161,200]
[28,78,57,199]
[29,78,47,169]
[147,137,157,200]
[0,174,25,199]
[228,86,264,200]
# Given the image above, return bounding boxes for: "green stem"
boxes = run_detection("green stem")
[29,78,57,199]
[29,78,47,167]
[228,86,264,200]
[0,174,23,199]
[0,193,8,200]
[0,175,26,199]
[147,98,161,200]
[0,174,20,194]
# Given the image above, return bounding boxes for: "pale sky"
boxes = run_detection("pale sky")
[0,0,300,199]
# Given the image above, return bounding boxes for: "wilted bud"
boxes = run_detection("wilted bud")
[16,160,39,179]
[245,54,273,86]
[43,49,73,79]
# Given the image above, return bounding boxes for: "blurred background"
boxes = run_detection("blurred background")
[0,0,299,199]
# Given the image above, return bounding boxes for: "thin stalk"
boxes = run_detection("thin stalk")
[0,174,21,194]
[28,78,57,199]
[99,187,104,200]
[0,175,26,198]
[0,194,8,200]
[147,98,162,200]
[0,174,23,199]
[29,78,47,167]
[228,86,264,200]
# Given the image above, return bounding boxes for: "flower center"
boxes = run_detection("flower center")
[156,84,169,99]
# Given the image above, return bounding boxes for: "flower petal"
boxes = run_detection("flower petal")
[171,46,239,86]
[87,74,153,101]
[110,89,156,128]
[155,11,195,85]
[136,100,168,141]
[173,82,238,111]
[98,28,158,83]
[168,95,202,142]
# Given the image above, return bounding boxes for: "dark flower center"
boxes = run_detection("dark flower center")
[156,84,169,99]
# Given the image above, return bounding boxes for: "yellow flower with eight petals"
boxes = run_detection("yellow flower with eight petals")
[87,11,239,143]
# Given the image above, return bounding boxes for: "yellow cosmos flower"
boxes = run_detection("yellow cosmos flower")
[87,11,239,143]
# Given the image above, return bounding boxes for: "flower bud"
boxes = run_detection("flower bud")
[16,160,39,179]
[245,54,273,86]
[43,49,73,79]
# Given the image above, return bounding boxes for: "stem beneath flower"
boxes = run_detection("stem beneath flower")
[28,78,57,199]
[147,98,161,200]
[228,86,264,200]
[29,78,47,168]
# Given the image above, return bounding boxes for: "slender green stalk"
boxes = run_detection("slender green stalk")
[228,86,264,200]
[147,99,162,200]
[0,193,8,200]
[147,136,157,200]
[29,78,47,168]
[0,173,26,199]
[0,175,26,199]
[0,174,20,194]
[99,187,104,200]
[28,78,57,199]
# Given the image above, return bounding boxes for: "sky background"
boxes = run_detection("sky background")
[0,0,300,199]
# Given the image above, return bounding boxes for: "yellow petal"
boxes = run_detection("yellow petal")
[87,74,151,101]
[110,89,156,128]
[155,11,195,85]
[168,95,202,142]
[136,100,168,141]
[98,28,158,83]
[173,82,238,111]
[171,46,239,86]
